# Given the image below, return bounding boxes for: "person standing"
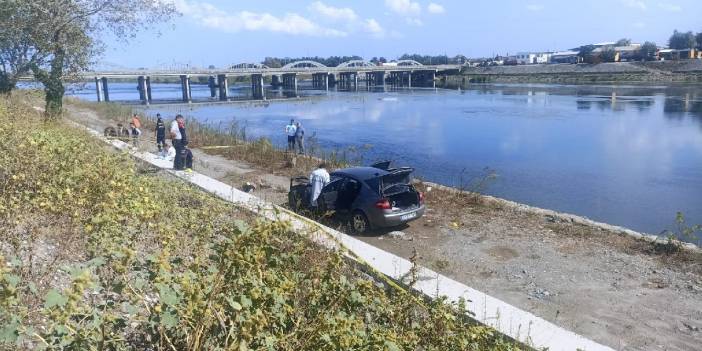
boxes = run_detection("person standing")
[294,121,305,155]
[131,113,142,133]
[170,114,186,170]
[309,163,330,207]
[129,122,141,147]
[285,119,297,151]
[130,113,142,147]
[155,113,166,152]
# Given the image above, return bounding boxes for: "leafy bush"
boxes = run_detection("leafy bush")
[0,96,520,350]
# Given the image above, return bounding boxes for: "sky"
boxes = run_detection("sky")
[98,0,702,69]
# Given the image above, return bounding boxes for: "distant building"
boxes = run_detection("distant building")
[658,48,702,61]
[463,56,506,67]
[590,44,642,62]
[512,52,552,64]
[550,50,579,64]
[615,44,643,61]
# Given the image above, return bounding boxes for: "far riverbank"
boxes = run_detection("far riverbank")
[445,60,702,85]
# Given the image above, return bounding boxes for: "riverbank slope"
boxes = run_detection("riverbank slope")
[447,60,702,85]
[62,97,702,350]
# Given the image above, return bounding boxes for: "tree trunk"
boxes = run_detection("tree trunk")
[44,47,66,118]
[0,72,17,95]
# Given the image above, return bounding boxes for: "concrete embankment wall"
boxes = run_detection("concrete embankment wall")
[447,60,702,84]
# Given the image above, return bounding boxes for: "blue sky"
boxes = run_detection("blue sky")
[99,0,702,69]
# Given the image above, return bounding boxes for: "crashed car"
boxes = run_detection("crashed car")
[288,161,425,234]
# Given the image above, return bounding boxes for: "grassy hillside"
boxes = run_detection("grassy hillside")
[0,94,520,350]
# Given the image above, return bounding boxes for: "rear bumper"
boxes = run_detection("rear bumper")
[372,205,425,228]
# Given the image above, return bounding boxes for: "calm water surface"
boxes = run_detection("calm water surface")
[70,83,702,237]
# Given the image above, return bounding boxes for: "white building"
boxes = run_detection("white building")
[513,52,552,64]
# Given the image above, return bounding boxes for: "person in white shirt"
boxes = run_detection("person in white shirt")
[309,163,330,207]
[160,143,176,161]
[170,114,186,170]
[285,119,297,151]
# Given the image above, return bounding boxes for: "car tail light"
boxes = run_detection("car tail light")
[374,198,392,209]
[419,192,425,204]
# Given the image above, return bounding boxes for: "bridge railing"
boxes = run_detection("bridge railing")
[79,64,460,78]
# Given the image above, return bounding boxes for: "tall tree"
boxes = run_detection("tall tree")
[599,46,618,62]
[696,32,702,50]
[640,41,658,61]
[668,30,697,50]
[578,45,596,63]
[0,1,48,94]
[615,38,632,46]
[2,0,176,117]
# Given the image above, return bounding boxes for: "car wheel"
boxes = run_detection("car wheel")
[350,211,371,234]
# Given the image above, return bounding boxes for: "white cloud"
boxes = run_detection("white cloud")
[308,1,358,22]
[427,3,445,14]
[620,0,647,10]
[308,2,386,38]
[363,18,385,38]
[384,0,421,16]
[657,2,682,11]
[405,18,423,26]
[173,0,346,37]
[526,4,544,11]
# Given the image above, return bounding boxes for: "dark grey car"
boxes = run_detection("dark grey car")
[288,162,425,234]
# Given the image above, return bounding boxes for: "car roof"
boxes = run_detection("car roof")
[331,167,389,181]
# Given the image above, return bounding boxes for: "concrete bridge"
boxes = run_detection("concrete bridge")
[86,60,461,103]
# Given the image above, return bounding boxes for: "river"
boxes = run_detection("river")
[67,82,702,238]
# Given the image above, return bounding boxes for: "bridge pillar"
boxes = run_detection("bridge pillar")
[312,73,329,90]
[338,72,358,91]
[217,74,228,101]
[180,75,191,102]
[271,75,281,87]
[367,71,386,90]
[94,77,102,102]
[251,74,265,100]
[137,76,149,105]
[282,73,297,90]
[146,76,152,102]
[408,71,412,88]
[101,77,110,102]
[208,75,217,98]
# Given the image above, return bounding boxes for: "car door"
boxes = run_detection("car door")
[320,176,343,211]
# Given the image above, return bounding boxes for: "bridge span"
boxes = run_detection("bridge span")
[84,61,461,103]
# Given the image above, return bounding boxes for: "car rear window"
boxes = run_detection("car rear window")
[382,172,411,186]
[364,171,413,196]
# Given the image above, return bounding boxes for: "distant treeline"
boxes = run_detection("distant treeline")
[260,54,468,67]
[262,56,363,68]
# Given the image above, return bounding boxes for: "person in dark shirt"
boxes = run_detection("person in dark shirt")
[155,113,166,152]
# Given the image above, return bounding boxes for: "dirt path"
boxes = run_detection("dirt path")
[64,102,702,351]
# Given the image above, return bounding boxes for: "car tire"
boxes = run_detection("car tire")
[350,211,371,235]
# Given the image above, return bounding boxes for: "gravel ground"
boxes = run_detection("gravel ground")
[65,102,702,351]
